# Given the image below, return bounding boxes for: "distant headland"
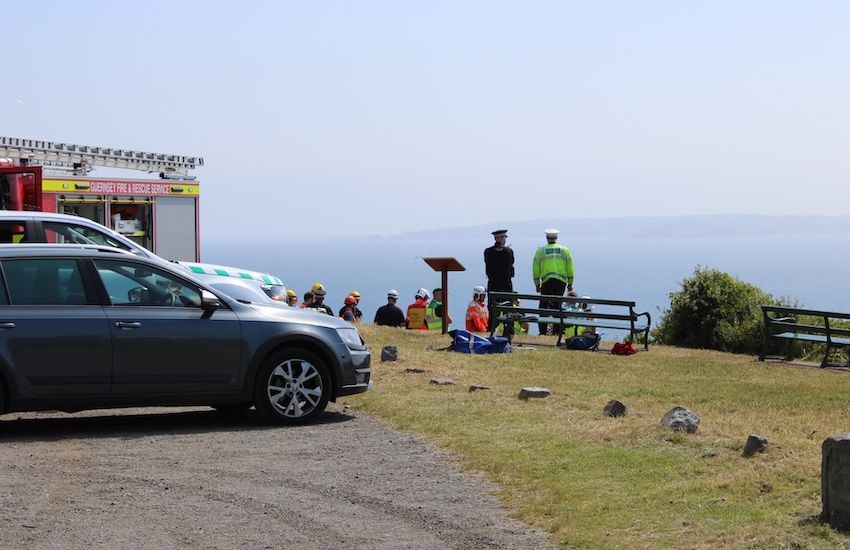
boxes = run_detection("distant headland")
[370,214,850,240]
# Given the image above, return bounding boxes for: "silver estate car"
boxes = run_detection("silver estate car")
[0,210,287,301]
[0,245,370,424]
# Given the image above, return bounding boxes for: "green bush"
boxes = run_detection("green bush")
[652,267,783,354]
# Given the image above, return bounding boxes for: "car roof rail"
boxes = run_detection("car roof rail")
[0,243,135,255]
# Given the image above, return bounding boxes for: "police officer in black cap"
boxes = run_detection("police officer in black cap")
[484,229,515,335]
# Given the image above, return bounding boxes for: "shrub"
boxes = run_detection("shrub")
[652,267,783,354]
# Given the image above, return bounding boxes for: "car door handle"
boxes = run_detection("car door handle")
[114,321,142,329]
[0,322,15,329]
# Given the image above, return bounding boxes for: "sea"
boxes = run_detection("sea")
[204,234,850,330]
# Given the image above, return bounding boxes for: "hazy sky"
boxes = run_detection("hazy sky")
[3,1,848,240]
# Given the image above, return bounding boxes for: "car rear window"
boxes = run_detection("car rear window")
[2,258,87,305]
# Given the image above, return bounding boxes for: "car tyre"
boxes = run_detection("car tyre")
[253,349,331,425]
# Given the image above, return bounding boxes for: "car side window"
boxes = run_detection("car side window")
[0,267,9,305]
[94,260,202,308]
[43,221,134,252]
[0,221,32,244]
[2,258,87,305]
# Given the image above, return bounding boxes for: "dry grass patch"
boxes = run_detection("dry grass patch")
[347,326,850,549]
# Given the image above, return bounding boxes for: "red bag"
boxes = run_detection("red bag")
[611,341,638,356]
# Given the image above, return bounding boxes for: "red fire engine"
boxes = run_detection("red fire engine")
[0,137,202,261]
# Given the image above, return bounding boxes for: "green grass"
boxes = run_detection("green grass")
[346,326,850,549]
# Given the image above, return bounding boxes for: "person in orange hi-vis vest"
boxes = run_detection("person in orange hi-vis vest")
[405,288,430,330]
[466,285,489,333]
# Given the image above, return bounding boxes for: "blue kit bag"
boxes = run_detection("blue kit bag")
[449,330,511,354]
[561,332,601,351]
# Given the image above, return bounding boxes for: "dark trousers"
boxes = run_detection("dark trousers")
[538,279,566,335]
[487,278,513,337]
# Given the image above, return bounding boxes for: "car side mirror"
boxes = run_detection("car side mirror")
[201,289,222,311]
[128,287,147,303]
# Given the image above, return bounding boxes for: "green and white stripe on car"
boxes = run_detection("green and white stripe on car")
[179,262,284,286]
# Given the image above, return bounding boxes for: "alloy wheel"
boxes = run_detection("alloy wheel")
[266,358,324,419]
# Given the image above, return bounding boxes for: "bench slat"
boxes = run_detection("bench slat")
[768,322,850,336]
[499,315,648,331]
[762,305,850,321]
[489,292,636,308]
[770,322,833,333]
[772,332,850,346]
[494,309,638,322]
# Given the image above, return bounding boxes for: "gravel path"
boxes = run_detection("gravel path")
[0,404,553,549]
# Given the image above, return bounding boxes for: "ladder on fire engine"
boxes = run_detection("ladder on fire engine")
[0,136,203,179]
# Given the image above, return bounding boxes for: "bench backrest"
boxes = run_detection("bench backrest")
[761,305,850,338]
[488,291,641,323]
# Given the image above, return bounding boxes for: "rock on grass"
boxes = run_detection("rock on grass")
[518,387,551,401]
[742,434,768,457]
[603,400,627,417]
[660,406,700,434]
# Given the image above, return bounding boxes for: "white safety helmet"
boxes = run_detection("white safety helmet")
[415,287,430,300]
[473,285,486,294]
[387,289,400,299]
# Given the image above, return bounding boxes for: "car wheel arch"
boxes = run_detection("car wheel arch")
[249,336,340,402]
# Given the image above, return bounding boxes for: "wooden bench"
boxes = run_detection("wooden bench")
[759,306,850,368]
[487,291,652,350]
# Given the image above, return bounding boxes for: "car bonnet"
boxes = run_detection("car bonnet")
[248,302,354,329]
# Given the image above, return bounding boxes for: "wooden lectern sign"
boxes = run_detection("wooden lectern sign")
[422,257,465,334]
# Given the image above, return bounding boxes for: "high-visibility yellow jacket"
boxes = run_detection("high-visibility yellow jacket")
[533,243,574,287]
[426,299,443,330]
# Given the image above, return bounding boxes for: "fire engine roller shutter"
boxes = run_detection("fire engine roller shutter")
[154,196,197,261]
